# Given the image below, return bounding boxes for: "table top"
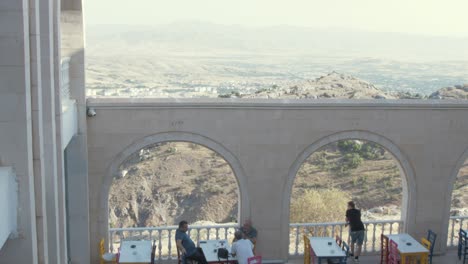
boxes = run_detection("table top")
[199,239,237,262]
[387,234,429,254]
[119,240,152,263]
[308,237,346,258]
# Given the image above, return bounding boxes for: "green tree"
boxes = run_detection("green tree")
[337,140,362,153]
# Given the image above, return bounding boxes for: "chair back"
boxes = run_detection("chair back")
[342,241,350,261]
[99,238,105,264]
[176,240,182,264]
[151,240,156,264]
[310,246,316,264]
[458,229,468,264]
[380,234,389,264]
[421,238,431,251]
[248,256,262,264]
[335,235,342,247]
[427,230,437,252]
[388,240,399,264]
[303,235,310,264]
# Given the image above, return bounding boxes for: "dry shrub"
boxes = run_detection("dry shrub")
[290,188,350,223]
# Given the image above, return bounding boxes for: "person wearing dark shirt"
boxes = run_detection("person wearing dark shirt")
[345,201,365,263]
[175,221,208,264]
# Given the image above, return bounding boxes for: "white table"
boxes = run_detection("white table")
[387,234,429,264]
[199,239,237,263]
[308,237,346,264]
[118,240,152,263]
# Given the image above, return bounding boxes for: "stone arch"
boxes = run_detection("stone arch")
[100,132,249,229]
[442,146,468,251]
[281,130,416,258]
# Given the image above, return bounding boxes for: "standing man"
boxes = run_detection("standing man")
[231,231,254,264]
[345,201,365,264]
[175,221,208,264]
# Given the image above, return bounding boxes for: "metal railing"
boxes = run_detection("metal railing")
[108,220,403,260]
[447,215,468,247]
[289,220,403,256]
[108,224,239,261]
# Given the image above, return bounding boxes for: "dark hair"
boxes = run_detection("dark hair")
[234,230,243,240]
[179,220,188,228]
[348,201,356,208]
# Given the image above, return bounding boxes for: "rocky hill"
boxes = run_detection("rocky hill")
[239,72,398,99]
[429,84,468,99]
[108,73,468,228]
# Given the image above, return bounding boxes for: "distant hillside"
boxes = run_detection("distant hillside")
[239,72,397,99]
[429,84,468,99]
[86,22,468,60]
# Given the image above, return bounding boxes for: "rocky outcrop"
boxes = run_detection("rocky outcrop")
[241,72,398,99]
[429,84,468,99]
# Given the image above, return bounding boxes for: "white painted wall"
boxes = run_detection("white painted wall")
[0,167,18,250]
[61,100,78,149]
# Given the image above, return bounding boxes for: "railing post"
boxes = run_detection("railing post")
[294,225,299,255]
[168,230,173,261]
[371,223,377,252]
[158,230,162,261]
[109,230,114,253]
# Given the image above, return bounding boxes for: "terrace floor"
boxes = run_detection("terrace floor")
[287,248,461,264]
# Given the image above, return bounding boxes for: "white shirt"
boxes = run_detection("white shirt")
[231,239,254,264]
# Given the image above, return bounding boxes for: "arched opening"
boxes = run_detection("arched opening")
[447,156,468,247]
[284,131,414,257]
[107,140,241,256]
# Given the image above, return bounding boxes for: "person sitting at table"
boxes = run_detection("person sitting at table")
[240,219,257,244]
[345,201,365,264]
[176,220,208,264]
[231,231,254,264]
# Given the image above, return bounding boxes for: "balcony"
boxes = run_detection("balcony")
[106,217,467,263]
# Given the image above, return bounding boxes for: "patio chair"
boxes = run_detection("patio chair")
[335,235,342,247]
[151,240,156,264]
[303,235,310,264]
[248,255,262,264]
[388,240,400,264]
[176,243,197,264]
[341,241,350,264]
[459,229,468,264]
[380,234,389,264]
[426,229,437,264]
[420,238,431,264]
[99,238,118,264]
[310,245,316,264]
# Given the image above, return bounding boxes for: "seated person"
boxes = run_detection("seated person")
[240,219,257,244]
[175,220,208,264]
[231,231,254,264]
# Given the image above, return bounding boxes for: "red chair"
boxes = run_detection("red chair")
[388,240,400,264]
[247,256,262,264]
[380,234,389,264]
[310,246,316,264]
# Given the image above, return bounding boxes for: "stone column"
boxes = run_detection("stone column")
[39,0,61,262]
[0,0,38,263]
[29,0,50,262]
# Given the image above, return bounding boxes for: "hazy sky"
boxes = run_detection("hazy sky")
[84,0,468,37]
